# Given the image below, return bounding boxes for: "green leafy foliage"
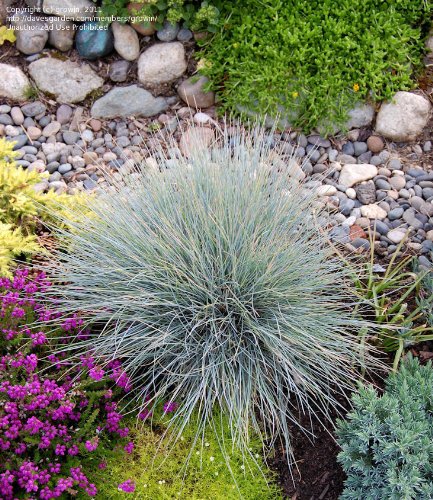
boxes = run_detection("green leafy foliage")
[337,356,433,499]
[339,235,433,370]
[199,0,432,133]
[97,0,220,31]
[0,138,86,276]
[39,126,379,466]
[91,414,282,499]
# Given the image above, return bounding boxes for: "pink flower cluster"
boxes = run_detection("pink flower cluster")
[0,269,131,499]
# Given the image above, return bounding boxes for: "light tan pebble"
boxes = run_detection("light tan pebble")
[408,242,422,251]
[343,215,357,226]
[11,107,24,125]
[177,107,193,119]
[193,112,212,125]
[317,185,337,196]
[5,125,20,137]
[89,119,102,132]
[378,167,391,177]
[0,124,4,136]
[330,161,342,171]
[179,127,215,158]
[28,160,46,173]
[387,190,399,200]
[387,229,407,244]
[360,204,387,220]
[103,152,117,162]
[43,121,61,138]
[158,114,170,124]
[389,176,406,190]
[144,157,159,171]
[393,169,405,176]
[356,216,373,228]
[426,230,433,241]
[346,187,357,199]
[70,155,85,169]
[83,152,98,165]
[27,126,42,140]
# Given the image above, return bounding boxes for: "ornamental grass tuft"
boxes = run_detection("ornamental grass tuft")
[39,126,379,466]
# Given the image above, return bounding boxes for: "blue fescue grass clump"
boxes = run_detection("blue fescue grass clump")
[337,355,433,499]
[40,126,379,466]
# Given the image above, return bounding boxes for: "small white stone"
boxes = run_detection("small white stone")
[193,112,212,124]
[360,204,388,220]
[345,187,357,199]
[317,185,337,196]
[343,215,357,226]
[5,125,20,137]
[339,164,378,188]
[426,230,433,241]
[144,157,159,171]
[387,229,407,244]
[42,121,61,137]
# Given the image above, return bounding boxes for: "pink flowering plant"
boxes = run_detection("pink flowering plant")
[0,269,135,499]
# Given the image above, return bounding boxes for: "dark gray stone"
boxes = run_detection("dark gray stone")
[355,181,376,204]
[353,141,368,156]
[109,60,130,82]
[21,101,46,117]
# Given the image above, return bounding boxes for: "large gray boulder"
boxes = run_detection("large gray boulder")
[28,58,104,103]
[91,85,169,118]
[375,91,432,142]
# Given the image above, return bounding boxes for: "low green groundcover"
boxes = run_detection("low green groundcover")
[199,0,432,132]
[91,417,282,499]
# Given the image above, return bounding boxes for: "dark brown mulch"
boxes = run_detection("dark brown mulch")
[270,417,345,500]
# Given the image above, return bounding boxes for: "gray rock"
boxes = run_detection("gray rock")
[388,207,404,220]
[9,135,28,150]
[109,60,130,82]
[10,107,24,125]
[112,21,140,61]
[0,114,12,125]
[388,159,402,171]
[329,225,350,244]
[375,179,391,190]
[340,199,355,216]
[307,135,331,148]
[419,255,432,269]
[353,141,368,156]
[375,91,432,142]
[63,131,80,144]
[342,142,355,156]
[177,28,193,42]
[28,58,104,103]
[58,163,72,174]
[47,16,75,51]
[355,181,377,204]
[91,85,169,119]
[178,76,215,109]
[12,12,48,55]
[345,103,375,129]
[374,220,390,235]
[352,238,370,250]
[424,141,432,153]
[0,64,31,101]
[403,208,423,229]
[157,21,180,42]
[358,151,372,164]
[56,104,73,124]
[138,42,187,86]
